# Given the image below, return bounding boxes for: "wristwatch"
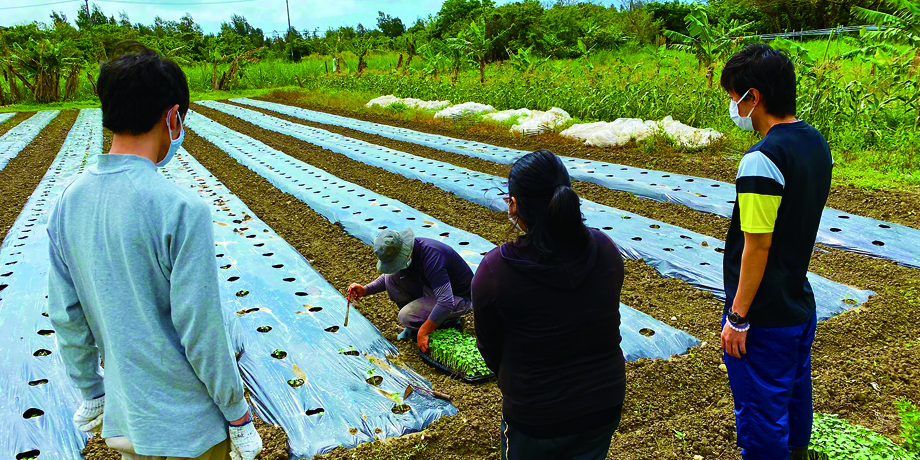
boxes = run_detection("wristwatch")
[727,311,747,326]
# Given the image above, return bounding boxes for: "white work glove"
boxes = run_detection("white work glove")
[229,420,263,460]
[73,395,104,432]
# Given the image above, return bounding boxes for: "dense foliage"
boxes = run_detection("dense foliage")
[1,0,913,104]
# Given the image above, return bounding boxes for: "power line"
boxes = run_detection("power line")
[0,0,78,11]
[0,0,257,10]
[94,0,258,4]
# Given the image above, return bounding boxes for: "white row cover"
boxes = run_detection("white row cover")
[366,95,451,111]
[560,117,722,148]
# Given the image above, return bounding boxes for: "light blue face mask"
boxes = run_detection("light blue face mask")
[157,109,184,167]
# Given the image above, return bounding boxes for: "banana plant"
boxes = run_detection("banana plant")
[663,4,757,87]
[506,45,548,77]
[449,20,510,85]
[419,40,448,80]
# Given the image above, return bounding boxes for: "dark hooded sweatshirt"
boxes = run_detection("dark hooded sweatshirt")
[472,228,626,438]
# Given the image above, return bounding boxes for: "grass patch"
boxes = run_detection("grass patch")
[810,412,918,459]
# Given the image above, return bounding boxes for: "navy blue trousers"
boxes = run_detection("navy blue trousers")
[724,312,817,460]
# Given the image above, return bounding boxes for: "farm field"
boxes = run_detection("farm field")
[1,88,918,459]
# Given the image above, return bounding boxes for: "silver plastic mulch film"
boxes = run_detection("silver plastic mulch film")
[0,109,101,460]
[200,102,873,321]
[162,149,457,458]
[0,110,60,171]
[186,110,701,362]
[233,98,920,270]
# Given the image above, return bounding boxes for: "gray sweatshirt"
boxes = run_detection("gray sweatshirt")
[47,154,248,457]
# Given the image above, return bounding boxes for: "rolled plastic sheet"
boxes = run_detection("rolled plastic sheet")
[233,98,920,269]
[0,112,16,124]
[161,149,456,458]
[0,111,59,171]
[186,110,701,361]
[200,102,874,321]
[0,109,101,460]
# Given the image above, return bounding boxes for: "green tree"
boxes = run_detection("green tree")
[377,12,406,38]
[431,0,496,38]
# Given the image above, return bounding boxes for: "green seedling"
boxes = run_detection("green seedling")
[427,329,491,377]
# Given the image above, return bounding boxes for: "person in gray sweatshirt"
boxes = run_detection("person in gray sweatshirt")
[46,42,262,460]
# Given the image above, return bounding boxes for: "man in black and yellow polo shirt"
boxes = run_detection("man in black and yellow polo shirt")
[719,44,833,460]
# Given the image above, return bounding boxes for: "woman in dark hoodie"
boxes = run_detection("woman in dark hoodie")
[472,150,626,460]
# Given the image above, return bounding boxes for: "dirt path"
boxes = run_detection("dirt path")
[0,110,77,240]
[257,92,920,230]
[0,112,34,138]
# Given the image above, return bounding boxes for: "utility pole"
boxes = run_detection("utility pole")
[285,0,291,34]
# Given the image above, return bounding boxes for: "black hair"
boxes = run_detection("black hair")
[720,43,797,117]
[97,41,189,135]
[507,150,589,261]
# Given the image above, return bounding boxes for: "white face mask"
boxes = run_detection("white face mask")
[158,109,184,167]
[729,90,756,131]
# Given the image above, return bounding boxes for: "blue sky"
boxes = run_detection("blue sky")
[1,0,522,35]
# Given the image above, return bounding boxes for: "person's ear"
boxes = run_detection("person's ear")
[167,104,181,132]
[509,197,518,216]
[748,88,761,108]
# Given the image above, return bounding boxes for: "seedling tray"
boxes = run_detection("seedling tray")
[417,350,494,383]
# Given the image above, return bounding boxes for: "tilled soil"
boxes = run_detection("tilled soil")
[0,112,34,137]
[182,127,746,459]
[34,103,917,460]
[0,110,77,239]
[192,102,724,341]
[212,98,920,457]
[257,91,920,231]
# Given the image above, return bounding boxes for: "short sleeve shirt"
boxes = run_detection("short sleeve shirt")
[723,121,833,327]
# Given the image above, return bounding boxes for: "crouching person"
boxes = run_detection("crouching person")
[348,228,473,352]
[47,42,261,460]
[472,150,627,460]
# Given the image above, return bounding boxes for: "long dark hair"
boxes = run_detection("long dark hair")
[508,150,589,260]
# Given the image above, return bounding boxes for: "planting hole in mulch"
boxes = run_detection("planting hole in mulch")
[639,328,656,337]
[15,450,40,460]
[325,326,340,333]
[391,404,411,415]
[366,376,383,386]
[236,290,249,297]
[28,379,48,386]
[343,350,360,356]
[271,349,287,359]
[257,326,272,333]
[305,408,325,416]
[22,408,44,419]
[33,349,51,357]
[37,330,54,336]
[236,307,259,316]
[309,306,323,312]
[287,378,304,388]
